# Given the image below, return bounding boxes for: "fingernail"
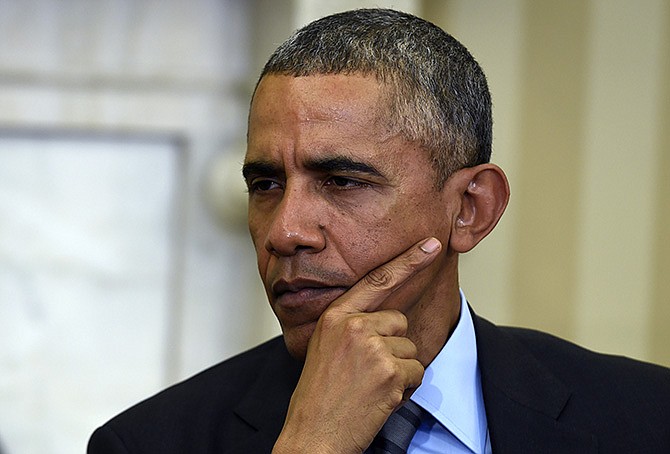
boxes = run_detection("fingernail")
[420,237,441,253]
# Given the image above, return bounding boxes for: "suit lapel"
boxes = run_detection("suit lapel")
[229,337,303,453]
[472,313,598,453]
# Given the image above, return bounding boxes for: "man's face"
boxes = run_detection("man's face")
[245,74,456,360]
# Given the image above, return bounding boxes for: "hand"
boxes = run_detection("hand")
[272,237,442,454]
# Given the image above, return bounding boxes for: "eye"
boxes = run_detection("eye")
[248,178,282,193]
[325,176,369,189]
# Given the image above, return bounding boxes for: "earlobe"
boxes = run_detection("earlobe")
[449,164,510,253]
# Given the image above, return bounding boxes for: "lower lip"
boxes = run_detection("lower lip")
[275,287,348,310]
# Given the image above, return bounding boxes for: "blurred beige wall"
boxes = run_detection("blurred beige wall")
[425,0,670,367]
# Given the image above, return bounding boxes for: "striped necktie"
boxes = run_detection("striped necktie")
[367,401,425,454]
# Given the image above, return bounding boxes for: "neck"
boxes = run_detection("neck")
[407,259,462,367]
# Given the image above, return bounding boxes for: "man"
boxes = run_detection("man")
[89,9,670,453]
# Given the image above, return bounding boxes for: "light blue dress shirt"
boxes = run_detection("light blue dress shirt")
[408,290,492,454]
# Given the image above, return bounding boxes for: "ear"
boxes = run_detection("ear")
[447,163,510,253]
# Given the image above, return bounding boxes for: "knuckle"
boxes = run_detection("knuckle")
[408,342,418,358]
[364,267,395,289]
[319,309,340,329]
[400,338,418,357]
[411,359,425,378]
[389,309,408,324]
[385,391,405,411]
[378,357,401,380]
[367,335,386,355]
[386,309,409,334]
[342,315,367,336]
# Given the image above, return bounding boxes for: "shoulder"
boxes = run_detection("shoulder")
[474,313,670,389]
[493,324,670,448]
[122,335,288,417]
[502,325,670,388]
[88,336,295,453]
[474,314,670,449]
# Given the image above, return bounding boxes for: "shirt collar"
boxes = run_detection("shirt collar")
[410,290,488,453]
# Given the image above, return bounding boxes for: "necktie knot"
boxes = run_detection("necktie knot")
[367,401,425,454]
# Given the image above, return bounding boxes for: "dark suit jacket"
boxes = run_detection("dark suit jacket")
[88,312,670,453]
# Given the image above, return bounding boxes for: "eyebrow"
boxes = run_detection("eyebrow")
[242,161,280,181]
[305,156,386,179]
[242,156,386,181]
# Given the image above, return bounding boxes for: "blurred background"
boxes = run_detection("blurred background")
[0,0,668,452]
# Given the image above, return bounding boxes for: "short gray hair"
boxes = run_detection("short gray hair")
[257,8,492,186]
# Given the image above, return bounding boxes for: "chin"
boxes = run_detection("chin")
[281,324,315,362]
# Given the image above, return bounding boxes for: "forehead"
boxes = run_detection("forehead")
[249,73,385,127]
[245,74,441,189]
[246,74,396,162]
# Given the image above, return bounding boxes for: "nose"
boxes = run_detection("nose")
[264,185,326,257]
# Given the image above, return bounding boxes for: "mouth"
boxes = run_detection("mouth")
[271,278,349,311]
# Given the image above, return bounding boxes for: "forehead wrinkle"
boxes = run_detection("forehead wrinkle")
[288,76,387,125]
[294,102,379,131]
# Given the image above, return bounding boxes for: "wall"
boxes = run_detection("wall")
[0,1,270,453]
[431,0,670,367]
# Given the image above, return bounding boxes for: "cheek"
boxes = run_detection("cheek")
[247,210,260,242]
[338,197,445,275]
[247,216,270,274]
[332,211,412,276]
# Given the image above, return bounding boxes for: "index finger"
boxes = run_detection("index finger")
[331,237,442,314]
